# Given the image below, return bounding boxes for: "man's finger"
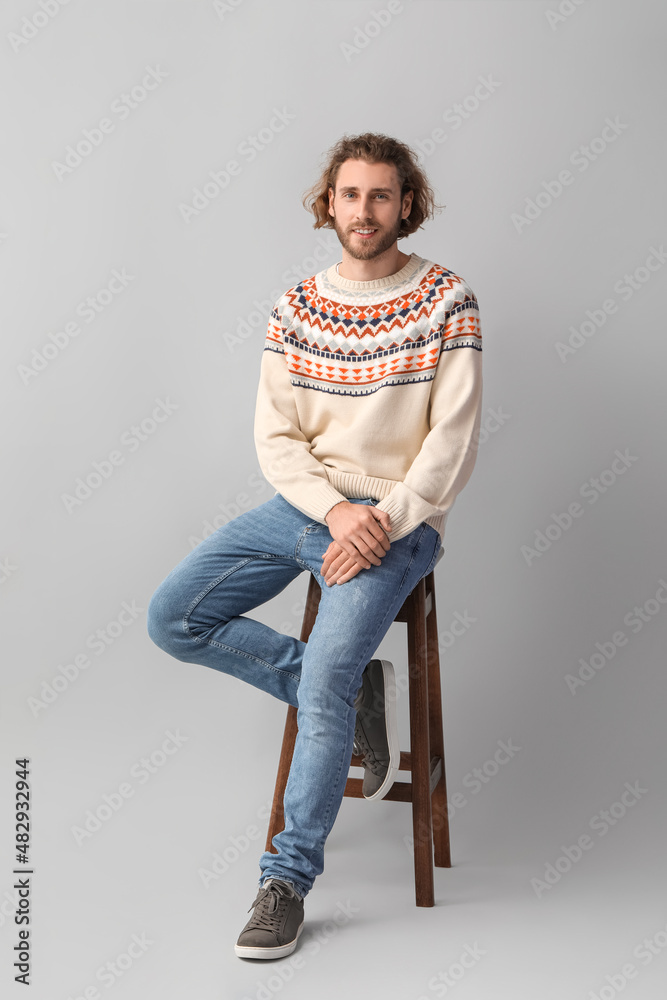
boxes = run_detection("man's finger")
[336,558,364,584]
[341,539,372,569]
[355,520,390,561]
[329,556,362,586]
[323,544,351,583]
[325,557,346,585]
[369,509,392,543]
[325,548,362,585]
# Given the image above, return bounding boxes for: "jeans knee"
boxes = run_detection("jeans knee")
[146,584,189,659]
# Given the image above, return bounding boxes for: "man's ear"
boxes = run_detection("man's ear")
[328,185,335,218]
[402,188,414,220]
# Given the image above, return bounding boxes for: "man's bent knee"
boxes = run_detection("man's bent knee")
[146,585,193,660]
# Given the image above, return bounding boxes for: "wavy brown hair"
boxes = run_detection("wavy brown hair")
[302,132,444,239]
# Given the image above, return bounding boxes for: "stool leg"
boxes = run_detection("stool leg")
[407,578,435,907]
[264,705,298,853]
[264,574,321,854]
[426,571,451,868]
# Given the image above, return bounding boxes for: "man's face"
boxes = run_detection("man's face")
[327,159,412,261]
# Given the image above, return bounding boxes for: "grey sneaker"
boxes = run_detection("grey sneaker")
[353,658,400,800]
[234,878,305,960]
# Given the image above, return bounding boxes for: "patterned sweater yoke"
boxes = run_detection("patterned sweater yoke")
[253,252,483,544]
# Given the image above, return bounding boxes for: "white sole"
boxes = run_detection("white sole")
[234,919,304,960]
[363,659,401,801]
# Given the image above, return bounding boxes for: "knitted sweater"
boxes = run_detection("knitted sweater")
[253,252,483,544]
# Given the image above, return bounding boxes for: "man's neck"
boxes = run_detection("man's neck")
[336,247,412,282]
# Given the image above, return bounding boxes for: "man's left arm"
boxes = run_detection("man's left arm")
[373,330,483,544]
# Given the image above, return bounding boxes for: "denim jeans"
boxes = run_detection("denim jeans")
[146,493,442,898]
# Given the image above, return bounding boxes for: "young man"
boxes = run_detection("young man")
[147,132,483,960]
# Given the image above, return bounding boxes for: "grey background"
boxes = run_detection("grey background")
[1,0,666,997]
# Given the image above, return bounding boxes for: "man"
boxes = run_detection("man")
[146,131,483,960]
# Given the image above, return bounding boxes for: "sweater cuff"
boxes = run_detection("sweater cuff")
[281,481,352,526]
[374,482,444,543]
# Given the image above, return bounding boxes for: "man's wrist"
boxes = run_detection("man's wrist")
[324,500,348,525]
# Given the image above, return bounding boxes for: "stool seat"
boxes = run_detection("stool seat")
[264,555,451,907]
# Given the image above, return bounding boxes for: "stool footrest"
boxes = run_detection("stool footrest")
[347,754,444,800]
[350,750,413,771]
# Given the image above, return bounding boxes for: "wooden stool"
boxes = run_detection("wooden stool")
[264,549,450,906]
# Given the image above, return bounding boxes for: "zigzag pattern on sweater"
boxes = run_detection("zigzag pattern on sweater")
[263,260,481,396]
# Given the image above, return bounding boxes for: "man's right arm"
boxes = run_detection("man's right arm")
[253,306,351,523]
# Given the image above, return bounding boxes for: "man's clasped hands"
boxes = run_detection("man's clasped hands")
[321,500,392,587]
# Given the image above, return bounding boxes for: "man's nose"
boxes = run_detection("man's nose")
[354,196,374,219]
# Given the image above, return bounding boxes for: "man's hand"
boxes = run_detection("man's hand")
[321,540,366,586]
[322,501,391,586]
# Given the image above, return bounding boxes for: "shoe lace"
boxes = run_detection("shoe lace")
[353,724,387,776]
[246,880,296,932]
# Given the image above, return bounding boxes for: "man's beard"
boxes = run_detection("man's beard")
[331,211,404,261]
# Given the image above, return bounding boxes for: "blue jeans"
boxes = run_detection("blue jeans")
[146,493,442,898]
